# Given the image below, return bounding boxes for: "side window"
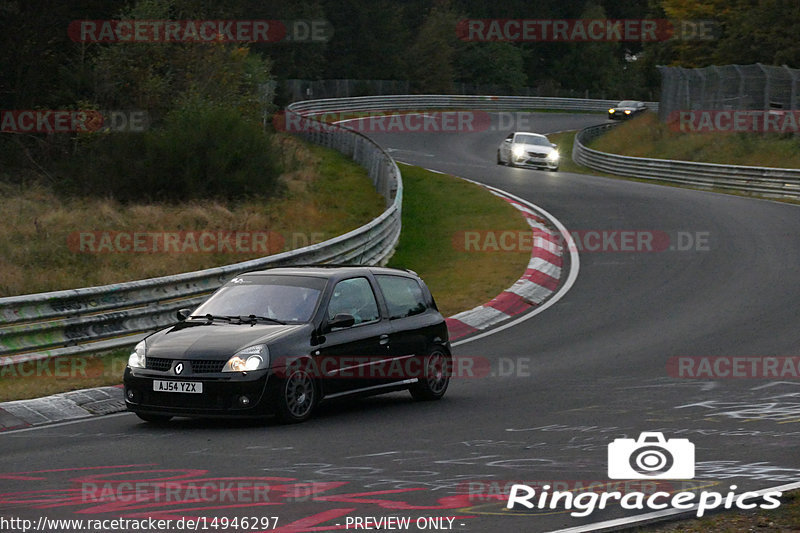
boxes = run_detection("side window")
[376,275,428,320]
[326,277,380,325]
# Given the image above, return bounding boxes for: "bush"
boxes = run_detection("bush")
[57,103,282,202]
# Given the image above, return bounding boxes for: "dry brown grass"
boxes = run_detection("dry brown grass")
[591,113,800,169]
[0,135,384,297]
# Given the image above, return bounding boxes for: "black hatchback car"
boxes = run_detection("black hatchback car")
[608,100,647,120]
[124,266,451,423]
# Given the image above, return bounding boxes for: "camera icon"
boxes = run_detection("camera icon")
[608,432,694,479]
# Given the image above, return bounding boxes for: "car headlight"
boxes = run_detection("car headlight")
[223,345,269,372]
[547,151,559,161]
[512,145,525,158]
[128,340,146,369]
[609,109,615,113]
[624,110,631,115]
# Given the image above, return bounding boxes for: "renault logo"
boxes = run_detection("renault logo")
[175,362,184,375]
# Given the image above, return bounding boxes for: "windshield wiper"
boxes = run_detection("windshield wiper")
[189,314,233,323]
[235,314,286,325]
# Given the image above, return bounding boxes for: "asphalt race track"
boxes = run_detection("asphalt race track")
[2,112,799,532]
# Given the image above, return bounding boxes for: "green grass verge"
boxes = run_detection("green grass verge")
[388,163,531,317]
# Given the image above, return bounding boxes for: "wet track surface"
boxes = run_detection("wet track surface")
[2,112,799,532]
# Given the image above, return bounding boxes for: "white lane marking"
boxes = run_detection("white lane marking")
[0,411,132,435]
[544,480,800,533]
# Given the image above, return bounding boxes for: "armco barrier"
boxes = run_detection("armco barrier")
[572,122,800,199]
[287,94,659,114]
[0,95,660,366]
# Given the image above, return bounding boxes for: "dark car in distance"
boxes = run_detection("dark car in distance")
[608,100,647,120]
[124,266,451,424]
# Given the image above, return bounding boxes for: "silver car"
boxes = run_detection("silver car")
[497,132,559,171]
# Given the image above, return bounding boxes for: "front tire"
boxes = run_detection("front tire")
[410,348,451,401]
[275,367,317,423]
[497,150,504,165]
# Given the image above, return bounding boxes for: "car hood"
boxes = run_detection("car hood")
[145,322,306,359]
[517,143,555,155]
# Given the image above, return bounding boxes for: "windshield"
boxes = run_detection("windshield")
[514,134,550,146]
[192,275,326,323]
[617,100,638,107]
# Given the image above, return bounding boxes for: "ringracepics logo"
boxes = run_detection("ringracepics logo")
[507,432,783,517]
[608,432,694,479]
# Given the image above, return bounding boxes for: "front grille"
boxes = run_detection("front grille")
[141,390,230,409]
[190,360,226,373]
[145,358,226,373]
[527,152,547,158]
[146,357,172,372]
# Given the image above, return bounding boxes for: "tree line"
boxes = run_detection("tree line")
[0,0,796,200]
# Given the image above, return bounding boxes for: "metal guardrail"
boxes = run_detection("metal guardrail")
[572,123,800,199]
[0,94,665,366]
[288,94,659,114]
[0,105,402,366]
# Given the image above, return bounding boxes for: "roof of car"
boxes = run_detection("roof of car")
[238,265,419,279]
[514,131,547,137]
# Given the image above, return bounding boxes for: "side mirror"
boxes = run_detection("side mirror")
[176,308,191,322]
[327,313,355,330]
[551,143,558,148]
[503,138,512,143]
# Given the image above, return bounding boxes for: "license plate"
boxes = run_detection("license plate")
[153,380,202,394]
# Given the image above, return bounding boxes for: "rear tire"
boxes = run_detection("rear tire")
[136,413,172,424]
[275,367,317,423]
[410,348,451,401]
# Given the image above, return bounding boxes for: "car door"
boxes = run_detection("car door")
[313,276,389,395]
[374,275,437,384]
